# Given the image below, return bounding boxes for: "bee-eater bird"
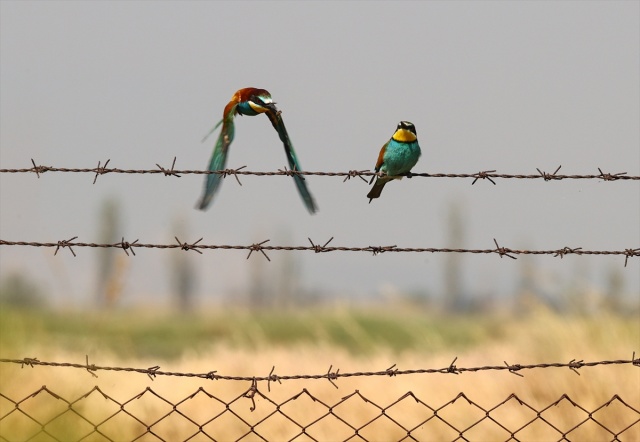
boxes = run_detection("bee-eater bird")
[197,87,317,214]
[367,121,422,202]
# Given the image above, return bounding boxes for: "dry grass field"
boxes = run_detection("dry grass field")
[0,305,638,441]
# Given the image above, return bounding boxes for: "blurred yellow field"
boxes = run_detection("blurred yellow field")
[1,307,638,441]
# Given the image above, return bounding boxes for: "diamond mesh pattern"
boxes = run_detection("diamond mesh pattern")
[1,386,638,441]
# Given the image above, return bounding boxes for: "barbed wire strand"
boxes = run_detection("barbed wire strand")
[2,238,638,266]
[1,159,639,182]
[2,354,638,386]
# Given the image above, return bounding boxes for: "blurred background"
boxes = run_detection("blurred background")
[0,2,639,439]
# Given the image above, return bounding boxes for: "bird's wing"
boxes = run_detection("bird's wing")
[266,110,318,214]
[374,142,388,171]
[369,141,388,184]
[197,106,237,210]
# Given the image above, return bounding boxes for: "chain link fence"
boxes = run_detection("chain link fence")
[1,355,639,441]
[1,384,639,441]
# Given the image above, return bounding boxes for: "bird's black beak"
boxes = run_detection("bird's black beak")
[264,102,278,113]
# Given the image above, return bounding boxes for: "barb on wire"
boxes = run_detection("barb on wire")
[493,238,517,260]
[308,236,333,253]
[343,170,370,183]
[222,165,246,186]
[146,365,160,381]
[92,159,110,184]
[2,355,635,384]
[2,160,639,181]
[472,169,497,185]
[246,239,271,261]
[504,361,524,377]
[156,156,181,177]
[598,167,628,181]
[120,237,138,256]
[20,357,39,368]
[267,366,281,392]
[278,164,298,177]
[85,355,98,378]
[368,245,397,256]
[30,159,47,178]
[446,357,460,375]
[174,236,203,254]
[385,364,398,377]
[537,165,563,181]
[54,236,78,257]
[326,365,340,389]
[568,359,584,376]
[1,238,638,266]
[625,249,640,267]
[554,246,583,259]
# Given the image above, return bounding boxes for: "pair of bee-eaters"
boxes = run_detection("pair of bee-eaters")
[197,87,422,213]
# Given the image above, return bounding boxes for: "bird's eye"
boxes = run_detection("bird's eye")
[400,121,416,134]
[252,95,274,106]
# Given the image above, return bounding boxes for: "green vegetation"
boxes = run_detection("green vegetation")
[2,305,638,362]
[1,306,638,441]
[0,307,515,360]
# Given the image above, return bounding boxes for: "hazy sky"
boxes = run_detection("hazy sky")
[1,1,638,306]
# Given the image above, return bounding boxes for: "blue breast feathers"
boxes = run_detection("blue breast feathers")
[381,139,421,176]
[236,101,261,116]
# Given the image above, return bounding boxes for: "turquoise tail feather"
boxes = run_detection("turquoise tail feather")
[367,177,389,202]
[266,111,318,214]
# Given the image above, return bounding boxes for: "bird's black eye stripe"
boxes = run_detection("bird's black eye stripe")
[397,121,417,135]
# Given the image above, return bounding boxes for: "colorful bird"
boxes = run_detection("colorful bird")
[197,87,317,213]
[367,121,422,202]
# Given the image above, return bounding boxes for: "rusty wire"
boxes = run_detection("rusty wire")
[2,354,638,385]
[0,159,638,183]
[1,238,639,266]
[0,384,638,441]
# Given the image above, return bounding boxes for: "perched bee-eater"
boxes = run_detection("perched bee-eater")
[367,121,422,202]
[197,87,317,213]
